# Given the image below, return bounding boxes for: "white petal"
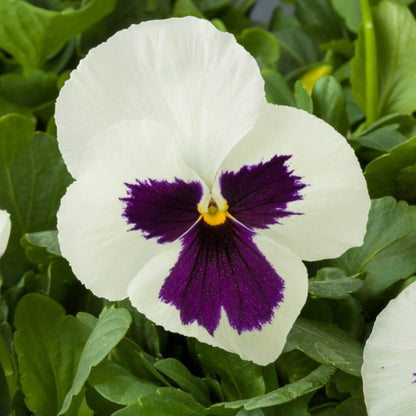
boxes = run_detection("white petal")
[217,104,370,261]
[362,282,416,416]
[55,17,265,184]
[57,119,200,301]
[0,210,11,257]
[128,233,307,365]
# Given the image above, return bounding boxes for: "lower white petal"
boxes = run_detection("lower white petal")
[57,119,200,301]
[0,210,11,257]
[127,232,307,365]
[362,282,416,416]
[217,104,370,261]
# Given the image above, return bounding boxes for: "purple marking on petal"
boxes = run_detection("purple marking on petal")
[121,178,202,243]
[159,220,285,335]
[220,155,306,230]
[412,373,416,384]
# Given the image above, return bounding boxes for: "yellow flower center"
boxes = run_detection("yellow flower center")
[198,199,230,226]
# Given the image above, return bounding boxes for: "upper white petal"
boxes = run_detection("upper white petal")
[0,210,11,258]
[127,233,307,365]
[217,104,370,261]
[57,119,200,301]
[362,282,416,416]
[55,16,265,184]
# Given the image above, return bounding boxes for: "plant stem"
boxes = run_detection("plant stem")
[360,0,379,125]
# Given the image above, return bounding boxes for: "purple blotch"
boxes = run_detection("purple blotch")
[121,178,202,244]
[220,155,306,230]
[159,220,285,335]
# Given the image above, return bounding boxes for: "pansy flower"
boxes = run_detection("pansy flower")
[0,210,11,258]
[362,282,416,415]
[56,17,370,364]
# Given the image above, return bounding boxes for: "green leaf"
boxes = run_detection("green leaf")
[85,386,122,416]
[327,197,416,308]
[245,365,335,410]
[0,71,58,108]
[331,371,363,398]
[173,0,205,17]
[110,338,170,386]
[274,27,321,76]
[261,69,295,106]
[88,360,158,406]
[285,317,363,376]
[351,1,416,118]
[329,297,365,339]
[236,410,264,416]
[78,0,148,54]
[238,28,280,70]
[311,76,349,135]
[14,294,85,416]
[0,114,71,284]
[296,0,343,40]
[116,299,167,357]
[154,358,211,406]
[364,137,416,200]
[111,388,206,416]
[309,268,364,299]
[271,7,300,31]
[191,341,265,400]
[210,364,335,411]
[396,165,416,203]
[0,0,117,69]
[230,0,255,13]
[294,80,313,113]
[277,350,320,384]
[59,307,132,414]
[334,397,367,416]
[353,124,408,152]
[331,0,362,32]
[197,0,230,14]
[272,397,311,416]
[344,86,365,125]
[21,230,61,263]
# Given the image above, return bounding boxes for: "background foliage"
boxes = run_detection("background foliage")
[1,0,416,415]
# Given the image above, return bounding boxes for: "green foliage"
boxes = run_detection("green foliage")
[0,0,117,70]
[365,137,416,201]
[294,80,313,113]
[210,364,335,412]
[327,197,416,309]
[111,388,206,416]
[285,317,363,376]
[88,360,159,405]
[311,76,349,135]
[238,28,280,69]
[14,293,86,416]
[308,268,364,299]
[0,114,71,284]
[60,306,132,414]
[154,358,211,406]
[191,341,266,400]
[0,1,416,415]
[262,69,295,106]
[351,1,416,119]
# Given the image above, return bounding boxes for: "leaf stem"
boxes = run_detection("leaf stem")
[360,0,379,125]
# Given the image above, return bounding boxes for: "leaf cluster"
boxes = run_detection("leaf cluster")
[1,0,416,415]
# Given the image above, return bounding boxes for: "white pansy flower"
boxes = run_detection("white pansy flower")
[363,281,416,415]
[56,17,370,364]
[0,210,11,258]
